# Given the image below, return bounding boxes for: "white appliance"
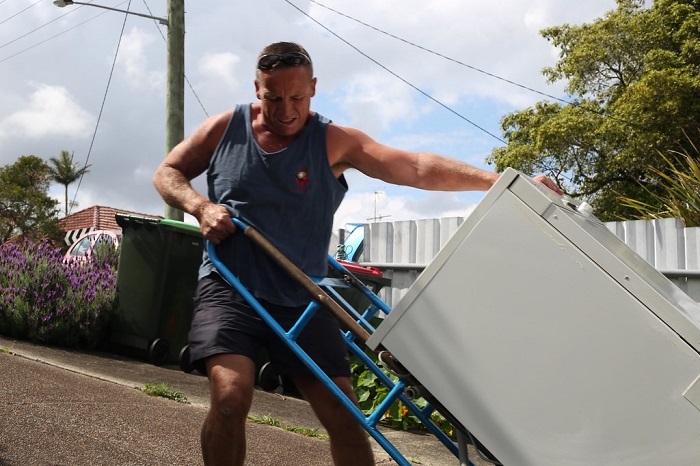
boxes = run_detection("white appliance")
[368,168,700,465]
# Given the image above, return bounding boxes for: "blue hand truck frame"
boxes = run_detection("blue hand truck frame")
[208,217,477,466]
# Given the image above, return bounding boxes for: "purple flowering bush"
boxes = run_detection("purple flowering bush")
[0,239,118,349]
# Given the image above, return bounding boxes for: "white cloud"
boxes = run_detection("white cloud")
[0,83,93,140]
[310,0,615,110]
[198,52,241,88]
[334,189,479,231]
[117,27,165,89]
[334,72,425,135]
[2,0,619,226]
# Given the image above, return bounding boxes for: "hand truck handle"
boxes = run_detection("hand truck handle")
[229,217,372,343]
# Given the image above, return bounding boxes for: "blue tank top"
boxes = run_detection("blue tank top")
[199,104,348,306]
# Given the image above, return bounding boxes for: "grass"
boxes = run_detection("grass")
[0,347,13,355]
[248,414,328,440]
[617,139,700,227]
[141,383,189,404]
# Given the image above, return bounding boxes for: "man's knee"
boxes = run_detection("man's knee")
[206,355,256,424]
[211,390,252,424]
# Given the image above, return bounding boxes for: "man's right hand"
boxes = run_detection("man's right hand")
[197,203,237,244]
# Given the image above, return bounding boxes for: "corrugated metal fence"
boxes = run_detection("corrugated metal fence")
[361,217,700,308]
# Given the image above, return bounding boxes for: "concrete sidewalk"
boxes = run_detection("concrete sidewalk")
[0,336,477,465]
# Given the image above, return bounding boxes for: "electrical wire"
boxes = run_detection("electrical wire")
[139,0,209,118]
[68,1,132,215]
[0,2,126,57]
[0,1,130,62]
[0,0,209,119]
[283,0,505,144]
[308,0,573,107]
[65,0,208,208]
[3,1,656,149]
[299,1,659,141]
[0,12,77,50]
[0,0,41,26]
[0,13,108,64]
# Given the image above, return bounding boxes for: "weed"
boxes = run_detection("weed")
[284,425,324,438]
[249,414,281,428]
[248,414,327,439]
[142,383,188,403]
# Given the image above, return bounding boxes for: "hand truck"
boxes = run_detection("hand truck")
[208,217,486,466]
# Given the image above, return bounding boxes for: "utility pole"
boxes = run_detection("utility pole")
[164,0,185,221]
[54,0,185,221]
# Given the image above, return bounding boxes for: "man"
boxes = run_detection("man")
[153,41,562,466]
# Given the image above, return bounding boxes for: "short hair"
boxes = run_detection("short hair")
[255,42,314,79]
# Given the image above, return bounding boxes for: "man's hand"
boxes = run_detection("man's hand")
[196,203,237,244]
[532,175,564,196]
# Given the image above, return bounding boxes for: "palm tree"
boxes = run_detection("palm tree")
[48,150,91,216]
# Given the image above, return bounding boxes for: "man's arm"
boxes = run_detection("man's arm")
[153,111,236,243]
[327,124,562,194]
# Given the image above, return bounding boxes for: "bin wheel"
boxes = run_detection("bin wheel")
[258,362,281,392]
[179,345,194,373]
[148,338,170,366]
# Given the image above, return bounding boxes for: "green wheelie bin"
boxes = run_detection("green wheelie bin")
[110,214,203,369]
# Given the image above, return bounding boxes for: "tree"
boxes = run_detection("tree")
[0,156,61,243]
[48,150,91,216]
[487,0,700,220]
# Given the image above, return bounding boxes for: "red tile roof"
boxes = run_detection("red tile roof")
[58,205,162,232]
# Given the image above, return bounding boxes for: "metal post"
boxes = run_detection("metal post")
[54,0,184,221]
[164,0,185,221]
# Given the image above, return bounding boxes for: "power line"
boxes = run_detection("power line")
[0,2,127,62]
[302,1,657,140]
[283,0,506,144]
[0,0,41,26]
[0,0,209,118]
[139,0,209,118]
[0,2,131,58]
[69,1,133,214]
[63,0,207,208]
[0,6,89,51]
[308,0,573,107]
[0,14,106,63]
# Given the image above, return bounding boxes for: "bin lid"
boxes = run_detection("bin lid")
[115,213,160,228]
[160,218,202,235]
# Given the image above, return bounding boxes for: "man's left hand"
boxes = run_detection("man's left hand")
[532,175,564,196]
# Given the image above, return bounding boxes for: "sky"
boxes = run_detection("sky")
[0,0,617,232]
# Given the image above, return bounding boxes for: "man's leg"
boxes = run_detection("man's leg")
[201,353,256,466]
[291,374,374,466]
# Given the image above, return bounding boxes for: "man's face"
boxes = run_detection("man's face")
[255,67,316,137]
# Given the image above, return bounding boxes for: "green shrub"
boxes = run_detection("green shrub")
[351,352,455,437]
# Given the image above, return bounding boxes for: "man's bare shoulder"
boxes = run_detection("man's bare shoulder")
[326,123,380,174]
[207,109,236,129]
[193,110,236,146]
[326,123,369,149]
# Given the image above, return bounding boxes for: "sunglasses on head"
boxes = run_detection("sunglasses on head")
[257,52,312,70]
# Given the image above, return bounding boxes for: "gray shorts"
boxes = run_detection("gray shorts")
[188,273,350,377]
